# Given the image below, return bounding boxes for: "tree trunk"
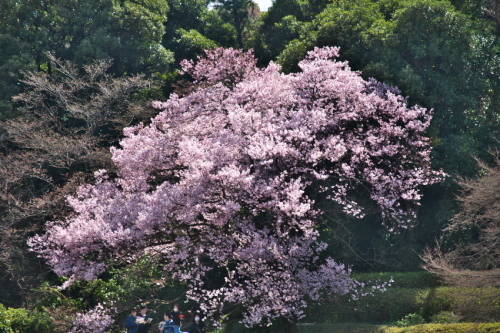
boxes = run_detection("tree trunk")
[284,318,298,333]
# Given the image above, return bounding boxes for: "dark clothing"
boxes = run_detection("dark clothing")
[189,303,204,319]
[160,319,175,333]
[125,315,139,333]
[170,311,182,326]
[189,321,206,333]
[137,313,152,333]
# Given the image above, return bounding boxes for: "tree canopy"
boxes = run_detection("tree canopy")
[30,47,444,327]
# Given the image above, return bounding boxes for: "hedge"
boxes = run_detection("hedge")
[295,323,500,333]
[302,286,500,324]
[382,323,500,333]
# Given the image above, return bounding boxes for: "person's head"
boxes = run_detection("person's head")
[130,309,138,317]
[164,313,171,321]
[194,315,201,323]
[172,304,180,312]
[139,305,147,316]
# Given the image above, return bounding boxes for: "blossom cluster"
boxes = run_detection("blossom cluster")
[69,304,114,333]
[30,47,444,326]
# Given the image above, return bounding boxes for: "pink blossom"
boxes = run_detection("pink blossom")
[30,47,444,326]
[70,304,114,333]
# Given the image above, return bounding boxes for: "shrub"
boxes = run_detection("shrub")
[295,322,500,333]
[304,288,422,323]
[430,311,461,324]
[303,283,499,324]
[0,304,53,333]
[394,313,426,327]
[297,323,386,333]
[419,286,500,322]
[382,323,500,333]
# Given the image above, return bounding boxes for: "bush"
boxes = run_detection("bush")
[297,323,386,333]
[419,286,500,322]
[295,323,500,333]
[430,311,461,324]
[0,304,53,333]
[304,288,422,323]
[302,283,499,324]
[394,313,426,327]
[382,323,500,333]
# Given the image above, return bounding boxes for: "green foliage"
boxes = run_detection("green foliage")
[0,304,53,333]
[0,34,33,120]
[202,11,238,48]
[64,255,188,312]
[315,0,385,70]
[162,0,238,63]
[394,313,426,327]
[430,311,461,324]
[272,0,500,274]
[304,288,421,324]
[383,322,500,333]
[277,0,500,176]
[172,28,218,61]
[1,0,173,74]
[418,286,500,322]
[294,322,500,333]
[297,323,386,333]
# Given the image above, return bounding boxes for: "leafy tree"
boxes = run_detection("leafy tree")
[278,0,500,176]
[1,0,172,74]
[0,34,34,119]
[0,0,173,118]
[165,28,218,65]
[31,47,443,327]
[214,0,258,48]
[254,0,330,64]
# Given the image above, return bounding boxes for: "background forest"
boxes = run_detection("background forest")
[0,0,499,332]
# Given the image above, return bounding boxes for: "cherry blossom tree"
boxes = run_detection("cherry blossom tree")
[30,47,444,326]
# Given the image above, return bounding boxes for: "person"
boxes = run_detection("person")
[125,308,139,333]
[137,305,153,333]
[188,315,206,333]
[158,313,175,333]
[188,303,204,321]
[169,304,182,333]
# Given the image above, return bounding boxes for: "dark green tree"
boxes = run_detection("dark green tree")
[214,0,257,48]
[0,0,174,118]
[162,0,237,63]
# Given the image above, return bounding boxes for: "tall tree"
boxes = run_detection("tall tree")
[214,0,256,48]
[30,47,444,327]
[0,0,173,118]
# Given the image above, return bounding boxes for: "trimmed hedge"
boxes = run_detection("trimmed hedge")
[306,288,422,323]
[297,323,384,333]
[418,286,500,322]
[295,323,500,333]
[382,323,500,333]
[303,286,500,324]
